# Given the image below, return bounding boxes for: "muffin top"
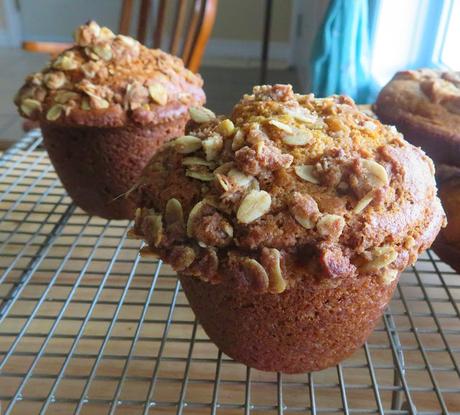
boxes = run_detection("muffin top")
[132,84,445,293]
[375,69,460,165]
[14,21,205,127]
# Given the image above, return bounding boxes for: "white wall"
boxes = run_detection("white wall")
[19,0,125,40]
[291,0,329,92]
[0,0,7,45]
[205,0,294,66]
[0,0,21,46]
[0,0,6,30]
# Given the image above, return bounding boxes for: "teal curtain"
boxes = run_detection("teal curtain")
[311,0,371,103]
[311,0,448,104]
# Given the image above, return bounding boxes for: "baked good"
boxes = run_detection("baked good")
[375,69,459,271]
[431,165,460,272]
[374,69,460,166]
[14,21,205,219]
[132,84,444,373]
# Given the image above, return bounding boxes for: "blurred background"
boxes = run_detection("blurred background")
[0,0,459,147]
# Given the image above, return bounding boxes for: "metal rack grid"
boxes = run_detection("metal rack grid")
[0,131,459,415]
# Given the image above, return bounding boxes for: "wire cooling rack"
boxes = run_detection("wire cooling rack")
[0,131,459,415]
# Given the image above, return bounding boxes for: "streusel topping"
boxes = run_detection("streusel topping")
[14,21,205,127]
[132,85,444,293]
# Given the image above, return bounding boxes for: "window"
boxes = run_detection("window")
[369,0,459,90]
[435,0,460,70]
[370,0,429,87]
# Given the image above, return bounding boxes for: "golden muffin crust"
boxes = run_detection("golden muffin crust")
[14,21,205,127]
[133,84,445,293]
[375,69,460,166]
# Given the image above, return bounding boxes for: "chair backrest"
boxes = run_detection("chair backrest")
[119,0,218,72]
[22,0,217,72]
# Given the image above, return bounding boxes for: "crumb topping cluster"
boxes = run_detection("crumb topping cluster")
[132,84,444,294]
[14,21,204,126]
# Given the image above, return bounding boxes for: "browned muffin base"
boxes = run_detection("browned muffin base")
[432,178,460,273]
[180,272,398,373]
[42,118,187,219]
[432,237,460,273]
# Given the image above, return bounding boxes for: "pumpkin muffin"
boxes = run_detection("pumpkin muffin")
[430,165,460,272]
[132,84,445,373]
[375,69,460,271]
[14,21,205,219]
[374,69,460,166]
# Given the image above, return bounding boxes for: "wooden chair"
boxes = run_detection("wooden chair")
[22,0,218,72]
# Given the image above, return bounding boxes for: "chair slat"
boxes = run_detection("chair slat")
[119,0,134,34]
[153,0,167,48]
[137,0,152,44]
[169,0,188,56]
[22,41,73,56]
[182,0,202,64]
[22,0,218,72]
[187,0,217,72]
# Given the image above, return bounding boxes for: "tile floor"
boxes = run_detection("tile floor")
[0,47,299,149]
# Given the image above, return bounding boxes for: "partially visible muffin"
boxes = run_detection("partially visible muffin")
[432,165,460,272]
[375,69,460,166]
[375,69,459,270]
[132,85,444,372]
[14,21,205,219]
